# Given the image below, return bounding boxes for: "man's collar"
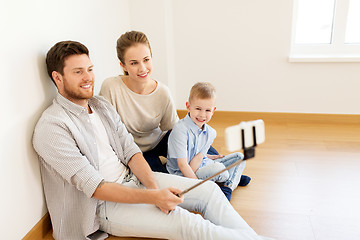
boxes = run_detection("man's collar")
[55,93,101,115]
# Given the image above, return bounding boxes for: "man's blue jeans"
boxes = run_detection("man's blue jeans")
[195,152,245,190]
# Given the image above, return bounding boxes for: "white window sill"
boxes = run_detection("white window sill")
[289,55,360,62]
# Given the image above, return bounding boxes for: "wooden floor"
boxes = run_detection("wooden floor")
[45,112,360,240]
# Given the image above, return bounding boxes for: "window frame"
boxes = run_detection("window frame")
[289,0,360,62]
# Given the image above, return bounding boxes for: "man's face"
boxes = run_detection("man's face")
[186,97,216,129]
[54,54,94,106]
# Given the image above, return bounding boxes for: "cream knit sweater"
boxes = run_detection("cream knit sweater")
[100,76,179,152]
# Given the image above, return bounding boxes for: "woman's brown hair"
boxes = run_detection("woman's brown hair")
[116,31,152,75]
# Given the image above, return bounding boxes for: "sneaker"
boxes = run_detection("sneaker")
[238,175,251,187]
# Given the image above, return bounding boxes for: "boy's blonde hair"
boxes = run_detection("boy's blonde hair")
[189,82,216,102]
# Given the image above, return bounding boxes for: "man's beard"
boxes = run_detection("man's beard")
[63,83,94,100]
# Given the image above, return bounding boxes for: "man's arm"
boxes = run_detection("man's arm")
[93,152,184,214]
[92,180,183,214]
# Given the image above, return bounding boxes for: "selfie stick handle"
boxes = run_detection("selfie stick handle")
[177,158,244,197]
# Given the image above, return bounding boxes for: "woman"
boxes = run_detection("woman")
[100,31,250,187]
[100,31,176,173]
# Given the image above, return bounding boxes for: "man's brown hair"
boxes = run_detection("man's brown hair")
[46,41,89,84]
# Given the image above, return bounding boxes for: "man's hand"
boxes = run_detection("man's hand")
[207,154,225,160]
[153,187,184,214]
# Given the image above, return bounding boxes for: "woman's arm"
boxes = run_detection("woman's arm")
[159,85,179,131]
[128,152,158,189]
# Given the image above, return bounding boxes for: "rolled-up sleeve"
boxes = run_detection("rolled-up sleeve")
[33,117,103,198]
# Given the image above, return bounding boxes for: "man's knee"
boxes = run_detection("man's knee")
[202,180,219,192]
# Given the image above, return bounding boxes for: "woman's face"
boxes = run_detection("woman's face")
[121,43,153,83]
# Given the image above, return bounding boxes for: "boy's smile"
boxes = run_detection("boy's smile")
[186,98,216,128]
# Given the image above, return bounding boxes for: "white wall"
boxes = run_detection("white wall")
[128,0,177,96]
[130,0,360,114]
[0,1,130,239]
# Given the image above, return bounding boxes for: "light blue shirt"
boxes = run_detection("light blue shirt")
[167,114,216,175]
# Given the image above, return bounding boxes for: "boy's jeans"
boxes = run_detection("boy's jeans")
[195,152,245,190]
[97,172,268,240]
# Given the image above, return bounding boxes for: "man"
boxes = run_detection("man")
[33,41,270,240]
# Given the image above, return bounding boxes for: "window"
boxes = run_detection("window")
[345,0,360,43]
[289,0,360,62]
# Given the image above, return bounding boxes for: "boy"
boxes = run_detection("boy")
[167,82,250,201]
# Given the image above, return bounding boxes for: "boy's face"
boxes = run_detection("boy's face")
[186,97,216,128]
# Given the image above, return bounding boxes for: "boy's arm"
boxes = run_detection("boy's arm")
[189,152,204,173]
[207,154,225,160]
[177,158,198,179]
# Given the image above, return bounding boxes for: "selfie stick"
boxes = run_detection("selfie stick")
[177,158,244,197]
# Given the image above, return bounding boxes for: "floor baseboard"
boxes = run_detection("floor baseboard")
[22,213,51,240]
[177,110,360,124]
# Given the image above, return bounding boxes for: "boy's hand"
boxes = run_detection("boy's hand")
[207,154,225,160]
[154,187,184,214]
